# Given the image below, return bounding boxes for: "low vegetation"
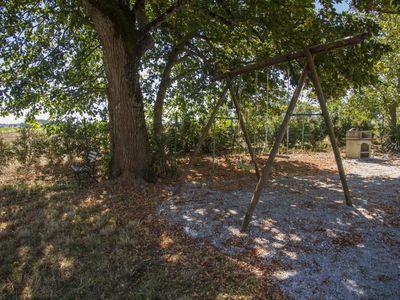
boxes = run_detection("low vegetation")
[0,128,19,133]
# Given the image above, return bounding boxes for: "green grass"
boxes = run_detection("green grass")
[0,128,19,133]
[0,175,285,299]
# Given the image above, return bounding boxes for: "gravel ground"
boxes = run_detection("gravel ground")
[159,156,400,299]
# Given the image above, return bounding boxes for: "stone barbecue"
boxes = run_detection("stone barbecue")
[345,128,372,158]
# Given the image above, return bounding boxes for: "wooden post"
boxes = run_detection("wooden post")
[174,81,231,194]
[229,86,260,180]
[241,65,309,232]
[286,125,289,154]
[305,49,352,206]
[211,120,216,180]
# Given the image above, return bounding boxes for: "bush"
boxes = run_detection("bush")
[0,137,13,172]
[44,119,110,174]
[150,135,178,178]
[12,127,48,167]
[382,125,400,154]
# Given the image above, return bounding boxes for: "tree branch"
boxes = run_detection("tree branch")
[169,68,198,83]
[204,8,233,26]
[134,0,147,28]
[141,1,181,33]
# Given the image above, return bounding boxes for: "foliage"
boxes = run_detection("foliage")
[45,119,108,157]
[12,127,47,167]
[382,124,400,153]
[0,1,106,120]
[352,0,400,14]
[336,13,399,142]
[42,118,110,176]
[0,137,13,172]
[150,136,178,179]
[0,118,109,171]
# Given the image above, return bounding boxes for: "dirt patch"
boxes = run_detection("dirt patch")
[177,152,339,192]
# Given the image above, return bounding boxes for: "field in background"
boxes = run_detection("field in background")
[0,129,19,144]
[0,128,45,144]
[0,128,19,133]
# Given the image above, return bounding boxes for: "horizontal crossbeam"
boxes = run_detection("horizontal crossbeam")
[213,33,368,81]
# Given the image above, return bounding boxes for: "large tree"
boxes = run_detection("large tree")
[343,12,399,135]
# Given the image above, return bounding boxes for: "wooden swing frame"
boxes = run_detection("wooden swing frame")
[174,32,368,232]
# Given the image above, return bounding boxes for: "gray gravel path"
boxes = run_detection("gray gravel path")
[159,156,400,299]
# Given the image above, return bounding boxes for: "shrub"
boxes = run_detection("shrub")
[44,119,110,174]
[0,137,13,172]
[382,125,400,154]
[12,127,48,167]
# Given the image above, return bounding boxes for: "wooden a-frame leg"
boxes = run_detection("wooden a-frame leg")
[174,81,231,195]
[241,65,309,232]
[305,49,352,206]
[229,86,260,180]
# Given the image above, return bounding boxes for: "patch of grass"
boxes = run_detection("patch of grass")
[0,172,285,299]
[0,128,19,133]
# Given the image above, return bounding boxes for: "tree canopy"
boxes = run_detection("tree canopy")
[346,12,399,133]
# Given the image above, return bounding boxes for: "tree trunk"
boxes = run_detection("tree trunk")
[152,67,171,177]
[153,46,182,140]
[84,1,151,181]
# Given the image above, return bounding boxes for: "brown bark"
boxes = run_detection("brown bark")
[153,46,183,140]
[84,1,151,180]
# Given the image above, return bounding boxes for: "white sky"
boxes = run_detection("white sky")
[0,113,50,124]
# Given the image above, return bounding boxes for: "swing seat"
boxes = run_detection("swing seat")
[71,165,91,173]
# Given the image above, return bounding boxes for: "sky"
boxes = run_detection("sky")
[0,112,50,124]
[316,1,350,13]
[0,1,350,124]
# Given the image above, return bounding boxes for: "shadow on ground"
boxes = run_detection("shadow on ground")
[0,169,285,299]
[178,153,337,192]
[159,159,400,299]
[2,154,398,299]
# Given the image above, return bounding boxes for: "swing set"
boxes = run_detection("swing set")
[287,112,323,151]
[210,115,239,178]
[174,32,368,232]
[210,80,268,176]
